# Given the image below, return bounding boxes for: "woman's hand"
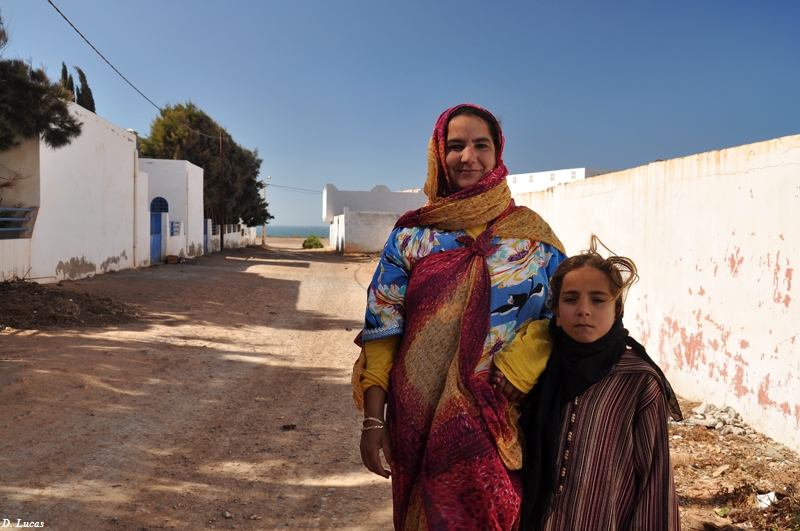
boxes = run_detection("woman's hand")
[360,386,392,478]
[492,369,527,403]
[360,423,393,478]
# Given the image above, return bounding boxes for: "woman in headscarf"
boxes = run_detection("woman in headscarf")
[352,103,566,530]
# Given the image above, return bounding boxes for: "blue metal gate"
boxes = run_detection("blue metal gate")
[150,197,168,263]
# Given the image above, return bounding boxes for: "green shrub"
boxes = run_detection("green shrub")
[302,235,324,249]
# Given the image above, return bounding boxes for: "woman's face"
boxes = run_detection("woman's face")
[445,115,497,192]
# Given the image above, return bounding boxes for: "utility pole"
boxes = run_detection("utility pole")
[218,129,225,250]
[262,175,271,245]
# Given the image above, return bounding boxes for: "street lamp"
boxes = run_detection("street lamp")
[262,175,271,245]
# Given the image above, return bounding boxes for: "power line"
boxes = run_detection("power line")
[47,2,252,154]
[46,0,162,112]
[48,2,229,142]
[266,184,321,194]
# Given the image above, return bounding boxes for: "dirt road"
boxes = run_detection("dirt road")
[1,240,393,530]
[2,240,798,530]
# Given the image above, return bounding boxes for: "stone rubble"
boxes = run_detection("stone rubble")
[683,402,756,437]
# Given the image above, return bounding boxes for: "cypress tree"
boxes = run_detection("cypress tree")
[73,66,95,112]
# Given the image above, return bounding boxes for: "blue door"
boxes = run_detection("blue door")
[150,197,168,263]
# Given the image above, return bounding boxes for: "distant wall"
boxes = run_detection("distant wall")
[186,164,204,257]
[333,208,397,254]
[220,225,257,249]
[514,134,800,452]
[507,167,613,196]
[322,184,425,223]
[330,216,343,252]
[207,220,221,253]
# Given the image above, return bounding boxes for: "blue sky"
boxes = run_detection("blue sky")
[3,1,799,226]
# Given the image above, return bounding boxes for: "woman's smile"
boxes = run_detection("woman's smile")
[445,115,497,192]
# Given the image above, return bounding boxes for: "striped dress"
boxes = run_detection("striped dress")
[542,351,680,531]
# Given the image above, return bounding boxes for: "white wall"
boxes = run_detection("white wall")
[218,224,257,249]
[330,215,344,252]
[133,165,150,267]
[186,164,204,257]
[166,218,184,257]
[0,239,31,280]
[514,134,800,452]
[29,105,140,282]
[322,184,426,223]
[334,208,398,254]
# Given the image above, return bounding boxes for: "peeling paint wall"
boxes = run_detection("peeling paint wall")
[29,104,139,283]
[514,133,800,452]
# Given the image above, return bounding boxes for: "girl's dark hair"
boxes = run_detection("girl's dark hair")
[447,105,502,151]
[548,234,639,318]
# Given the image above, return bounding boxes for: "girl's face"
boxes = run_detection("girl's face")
[445,115,497,192]
[554,266,617,343]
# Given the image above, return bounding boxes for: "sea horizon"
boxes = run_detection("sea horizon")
[258,225,329,238]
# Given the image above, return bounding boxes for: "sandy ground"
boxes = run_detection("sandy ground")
[1,238,798,530]
[1,238,394,530]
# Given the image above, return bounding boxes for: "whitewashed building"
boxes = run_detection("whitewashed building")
[0,103,213,283]
[139,159,205,261]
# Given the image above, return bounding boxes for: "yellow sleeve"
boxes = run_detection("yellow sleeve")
[493,319,552,393]
[360,335,401,393]
[464,223,488,240]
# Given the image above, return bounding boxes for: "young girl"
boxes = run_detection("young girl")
[493,236,683,530]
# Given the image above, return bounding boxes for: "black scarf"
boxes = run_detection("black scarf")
[519,316,682,530]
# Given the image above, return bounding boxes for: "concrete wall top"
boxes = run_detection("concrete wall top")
[507,167,615,196]
[322,183,427,222]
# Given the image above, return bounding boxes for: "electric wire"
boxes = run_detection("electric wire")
[47,1,273,178]
[47,1,221,142]
[266,184,321,194]
[46,0,162,112]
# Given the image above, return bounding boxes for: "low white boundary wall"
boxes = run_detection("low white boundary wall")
[332,209,399,254]
[514,134,800,452]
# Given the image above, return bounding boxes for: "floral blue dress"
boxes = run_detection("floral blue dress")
[363,226,566,380]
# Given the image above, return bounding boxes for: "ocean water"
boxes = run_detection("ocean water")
[259,225,329,238]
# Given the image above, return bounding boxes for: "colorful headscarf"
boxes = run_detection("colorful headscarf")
[395,104,564,252]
